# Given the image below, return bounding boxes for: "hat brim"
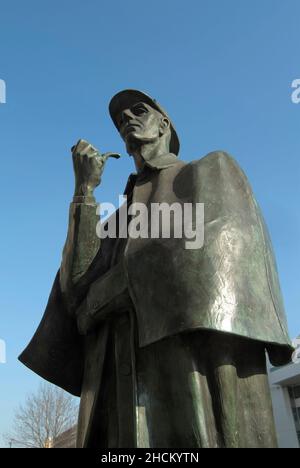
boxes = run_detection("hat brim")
[109,89,180,156]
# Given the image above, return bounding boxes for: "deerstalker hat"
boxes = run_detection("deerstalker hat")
[109,89,180,156]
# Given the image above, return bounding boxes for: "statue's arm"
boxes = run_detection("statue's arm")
[60,199,100,295]
[59,140,120,302]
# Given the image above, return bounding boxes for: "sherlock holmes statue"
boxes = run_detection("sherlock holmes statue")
[20,90,293,448]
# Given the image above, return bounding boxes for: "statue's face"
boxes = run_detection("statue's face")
[117,102,168,146]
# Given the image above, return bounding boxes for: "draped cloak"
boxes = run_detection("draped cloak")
[19,151,293,447]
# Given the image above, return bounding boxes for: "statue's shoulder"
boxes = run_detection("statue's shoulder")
[189,150,240,170]
[186,150,248,183]
[180,151,254,201]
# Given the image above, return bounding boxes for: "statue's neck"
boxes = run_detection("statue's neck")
[130,139,169,173]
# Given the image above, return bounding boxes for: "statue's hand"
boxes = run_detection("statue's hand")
[71,139,120,198]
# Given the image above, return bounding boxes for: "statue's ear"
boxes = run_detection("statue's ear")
[159,116,171,136]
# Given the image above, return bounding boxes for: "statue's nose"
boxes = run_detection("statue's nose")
[121,108,133,122]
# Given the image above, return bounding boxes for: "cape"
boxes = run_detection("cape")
[19,151,293,397]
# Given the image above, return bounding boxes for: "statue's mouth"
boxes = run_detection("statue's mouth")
[123,122,141,135]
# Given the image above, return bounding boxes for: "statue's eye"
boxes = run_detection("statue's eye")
[133,107,147,116]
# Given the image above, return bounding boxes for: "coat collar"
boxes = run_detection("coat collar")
[123,153,179,195]
[144,152,178,169]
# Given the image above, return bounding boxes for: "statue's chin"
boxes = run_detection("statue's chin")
[126,132,157,147]
[125,132,159,157]
[125,130,143,143]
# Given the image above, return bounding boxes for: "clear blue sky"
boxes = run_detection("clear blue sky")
[0,0,299,447]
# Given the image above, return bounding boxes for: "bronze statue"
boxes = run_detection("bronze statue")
[19,90,293,448]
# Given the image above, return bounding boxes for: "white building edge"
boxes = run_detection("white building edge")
[268,336,300,448]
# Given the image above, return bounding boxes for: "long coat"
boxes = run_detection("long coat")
[19,151,293,447]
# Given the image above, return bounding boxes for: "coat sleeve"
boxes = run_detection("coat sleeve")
[18,271,84,397]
